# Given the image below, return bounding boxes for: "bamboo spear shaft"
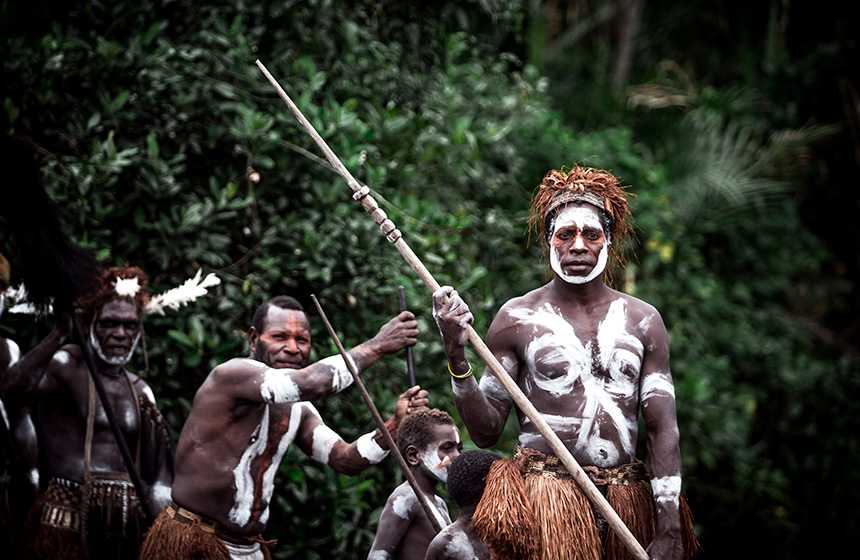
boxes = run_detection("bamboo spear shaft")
[309,295,444,534]
[256,59,649,560]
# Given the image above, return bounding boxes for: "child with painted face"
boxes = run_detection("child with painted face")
[368,409,462,560]
[424,449,500,560]
[433,167,700,560]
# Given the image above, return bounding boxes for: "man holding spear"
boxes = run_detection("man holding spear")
[432,167,698,560]
[139,295,427,560]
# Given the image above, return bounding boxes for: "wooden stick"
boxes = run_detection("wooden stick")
[309,294,444,534]
[257,60,648,560]
[399,286,416,387]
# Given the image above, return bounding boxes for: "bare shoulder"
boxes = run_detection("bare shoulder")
[47,343,84,378]
[209,357,267,385]
[129,373,158,405]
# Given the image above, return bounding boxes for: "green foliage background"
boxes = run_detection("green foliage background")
[2,1,858,558]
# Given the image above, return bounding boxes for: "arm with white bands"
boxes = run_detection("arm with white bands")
[356,431,389,464]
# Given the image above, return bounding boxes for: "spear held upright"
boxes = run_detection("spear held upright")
[255,59,649,560]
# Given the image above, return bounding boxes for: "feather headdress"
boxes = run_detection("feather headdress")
[144,269,221,316]
[4,268,220,318]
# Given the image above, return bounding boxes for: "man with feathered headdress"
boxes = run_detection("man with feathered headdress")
[432,166,699,560]
[1,266,176,560]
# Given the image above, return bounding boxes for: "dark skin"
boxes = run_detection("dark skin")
[171,305,428,538]
[424,501,489,560]
[433,203,684,560]
[0,299,173,510]
[367,423,462,560]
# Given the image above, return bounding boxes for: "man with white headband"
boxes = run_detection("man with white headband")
[0,266,175,560]
[432,167,699,560]
[139,294,428,560]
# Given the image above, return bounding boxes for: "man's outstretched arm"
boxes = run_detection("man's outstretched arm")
[0,315,72,400]
[295,386,429,476]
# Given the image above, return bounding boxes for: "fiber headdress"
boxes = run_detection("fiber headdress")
[529,166,634,282]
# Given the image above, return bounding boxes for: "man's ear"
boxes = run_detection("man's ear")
[248,327,259,354]
[405,445,420,466]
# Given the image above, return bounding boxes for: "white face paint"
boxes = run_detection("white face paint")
[89,328,140,366]
[549,205,609,285]
[507,299,643,466]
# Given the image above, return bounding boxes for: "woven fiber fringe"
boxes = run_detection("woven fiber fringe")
[604,482,655,560]
[524,472,602,560]
[25,494,84,560]
[473,458,539,560]
[680,496,701,559]
[138,509,234,560]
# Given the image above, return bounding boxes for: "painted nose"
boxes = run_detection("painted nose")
[282,339,299,354]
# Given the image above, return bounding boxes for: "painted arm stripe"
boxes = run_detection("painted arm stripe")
[650,475,681,507]
[356,431,388,464]
[260,368,301,403]
[640,373,675,402]
[310,423,341,464]
[318,354,356,393]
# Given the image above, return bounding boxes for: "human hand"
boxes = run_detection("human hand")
[394,385,430,422]
[369,311,419,357]
[432,286,473,353]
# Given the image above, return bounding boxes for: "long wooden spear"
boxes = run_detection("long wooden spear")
[309,294,444,534]
[257,60,648,560]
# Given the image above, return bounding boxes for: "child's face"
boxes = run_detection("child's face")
[419,423,462,483]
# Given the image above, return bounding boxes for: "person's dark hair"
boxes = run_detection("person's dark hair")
[447,450,501,507]
[252,295,306,333]
[397,408,454,456]
[77,266,149,326]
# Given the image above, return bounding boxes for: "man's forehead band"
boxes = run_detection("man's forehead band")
[545,189,608,219]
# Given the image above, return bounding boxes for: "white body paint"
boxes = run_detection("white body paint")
[356,431,388,464]
[367,551,390,560]
[317,354,355,393]
[549,205,609,285]
[229,403,304,526]
[443,530,478,558]
[151,480,172,508]
[507,298,644,467]
[53,349,70,365]
[5,338,20,365]
[390,483,451,528]
[259,368,301,403]
[650,475,682,507]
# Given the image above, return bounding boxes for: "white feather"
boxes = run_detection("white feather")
[143,269,221,316]
[114,277,141,297]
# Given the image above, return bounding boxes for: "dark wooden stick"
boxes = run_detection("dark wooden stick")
[399,286,416,387]
[257,60,647,560]
[309,295,444,534]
